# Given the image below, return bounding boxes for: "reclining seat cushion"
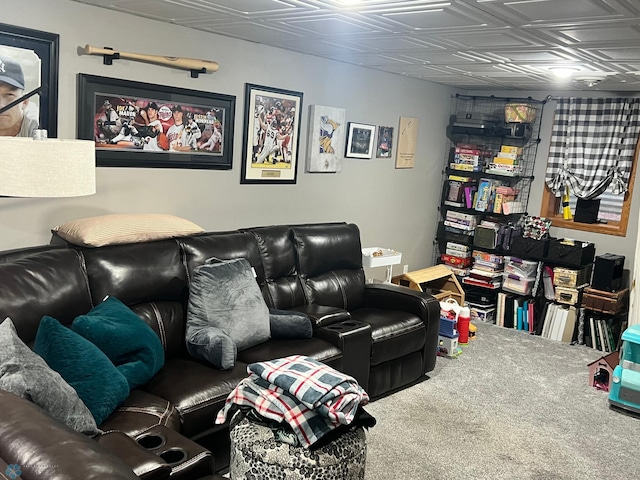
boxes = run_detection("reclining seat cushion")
[292,223,365,309]
[144,357,250,438]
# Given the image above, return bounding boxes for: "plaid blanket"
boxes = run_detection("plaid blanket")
[215,355,369,448]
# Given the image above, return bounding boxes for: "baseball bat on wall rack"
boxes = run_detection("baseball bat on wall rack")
[80,45,219,78]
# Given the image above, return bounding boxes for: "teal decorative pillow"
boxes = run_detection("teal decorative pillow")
[186,325,237,370]
[186,258,270,368]
[0,318,101,436]
[33,316,130,425]
[269,309,313,339]
[72,296,164,389]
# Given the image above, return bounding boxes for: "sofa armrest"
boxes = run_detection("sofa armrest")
[289,304,351,328]
[314,320,371,391]
[0,390,139,480]
[363,283,441,372]
[97,431,172,480]
[363,283,439,320]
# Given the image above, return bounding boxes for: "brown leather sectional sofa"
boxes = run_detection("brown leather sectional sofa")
[0,222,439,478]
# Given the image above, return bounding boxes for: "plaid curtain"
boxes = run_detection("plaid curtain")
[545,97,640,199]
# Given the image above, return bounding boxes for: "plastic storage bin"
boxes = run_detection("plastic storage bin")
[504,256,538,277]
[502,273,536,295]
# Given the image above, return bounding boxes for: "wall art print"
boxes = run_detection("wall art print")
[306,105,346,173]
[241,83,303,184]
[0,23,58,137]
[78,74,235,169]
[345,122,375,159]
[376,125,393,158]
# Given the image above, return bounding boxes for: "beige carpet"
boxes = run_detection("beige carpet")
[364,322,638,480]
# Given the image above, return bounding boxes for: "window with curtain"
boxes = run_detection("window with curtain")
[541,97,640,236]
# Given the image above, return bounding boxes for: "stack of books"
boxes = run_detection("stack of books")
[441,252,472,277]
[495,293,536,332]
[443,211,479,232]
[462,250,503,289]
[449,143,491,172]
[539,304,577,342]
[486,145,524,177]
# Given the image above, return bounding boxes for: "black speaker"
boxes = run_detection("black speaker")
[574,198,600,224]
[591,253,625,291]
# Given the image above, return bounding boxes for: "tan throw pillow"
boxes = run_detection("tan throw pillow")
[52,213,205,247]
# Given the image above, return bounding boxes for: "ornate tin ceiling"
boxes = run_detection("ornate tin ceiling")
[71,0,640,91]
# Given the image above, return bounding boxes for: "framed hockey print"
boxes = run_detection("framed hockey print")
[0,23,59,137]
[345,122,375,159]
[78,74,235,169]
[241,83,303,184]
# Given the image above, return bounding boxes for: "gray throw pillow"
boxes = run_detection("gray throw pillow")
[269,309,313,339]
[186,325,237,370]
[0,318,101,436]
[186,258,270,368]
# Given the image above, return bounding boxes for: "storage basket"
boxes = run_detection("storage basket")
[505,103,536,123]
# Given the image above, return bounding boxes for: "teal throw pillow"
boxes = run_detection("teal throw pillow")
[33,316,130,425]
[72,296,164,389]
[0,318,101,436]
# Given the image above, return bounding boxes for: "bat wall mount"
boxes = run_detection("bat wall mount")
[80,45,219,78]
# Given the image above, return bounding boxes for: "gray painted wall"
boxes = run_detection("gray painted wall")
[3,0,637,276]
[1,0,454,280]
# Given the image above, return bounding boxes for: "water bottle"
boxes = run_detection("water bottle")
[458,306,471,345]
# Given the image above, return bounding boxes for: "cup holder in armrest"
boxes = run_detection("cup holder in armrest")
[327,320,362,331]
[136,432,166,450]
[159,447,188,466]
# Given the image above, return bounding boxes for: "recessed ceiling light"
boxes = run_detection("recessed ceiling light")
[549,67,580,80]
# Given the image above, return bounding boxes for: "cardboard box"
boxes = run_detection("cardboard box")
[391,264,465,305]
[553,265,592,288]
[555,286,583,305]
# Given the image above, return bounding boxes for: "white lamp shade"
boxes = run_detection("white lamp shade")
[0,137,96,197]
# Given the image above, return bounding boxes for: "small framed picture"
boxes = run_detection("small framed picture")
[345,122,375,159]
[376,126,394,158]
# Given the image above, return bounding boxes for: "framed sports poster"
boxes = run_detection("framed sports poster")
[0,23,58,137]
[78,74,235,169]
[241,83,303,184]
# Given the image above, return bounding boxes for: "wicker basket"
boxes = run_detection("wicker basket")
[505,103,536,123]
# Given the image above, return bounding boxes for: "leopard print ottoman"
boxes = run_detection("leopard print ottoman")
[229,414,367,479]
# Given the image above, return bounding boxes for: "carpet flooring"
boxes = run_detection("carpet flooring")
[364,322,639,480]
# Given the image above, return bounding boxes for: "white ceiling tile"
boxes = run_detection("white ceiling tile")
[69,0,640,91]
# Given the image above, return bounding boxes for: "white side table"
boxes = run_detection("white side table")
[362,247,402,283]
